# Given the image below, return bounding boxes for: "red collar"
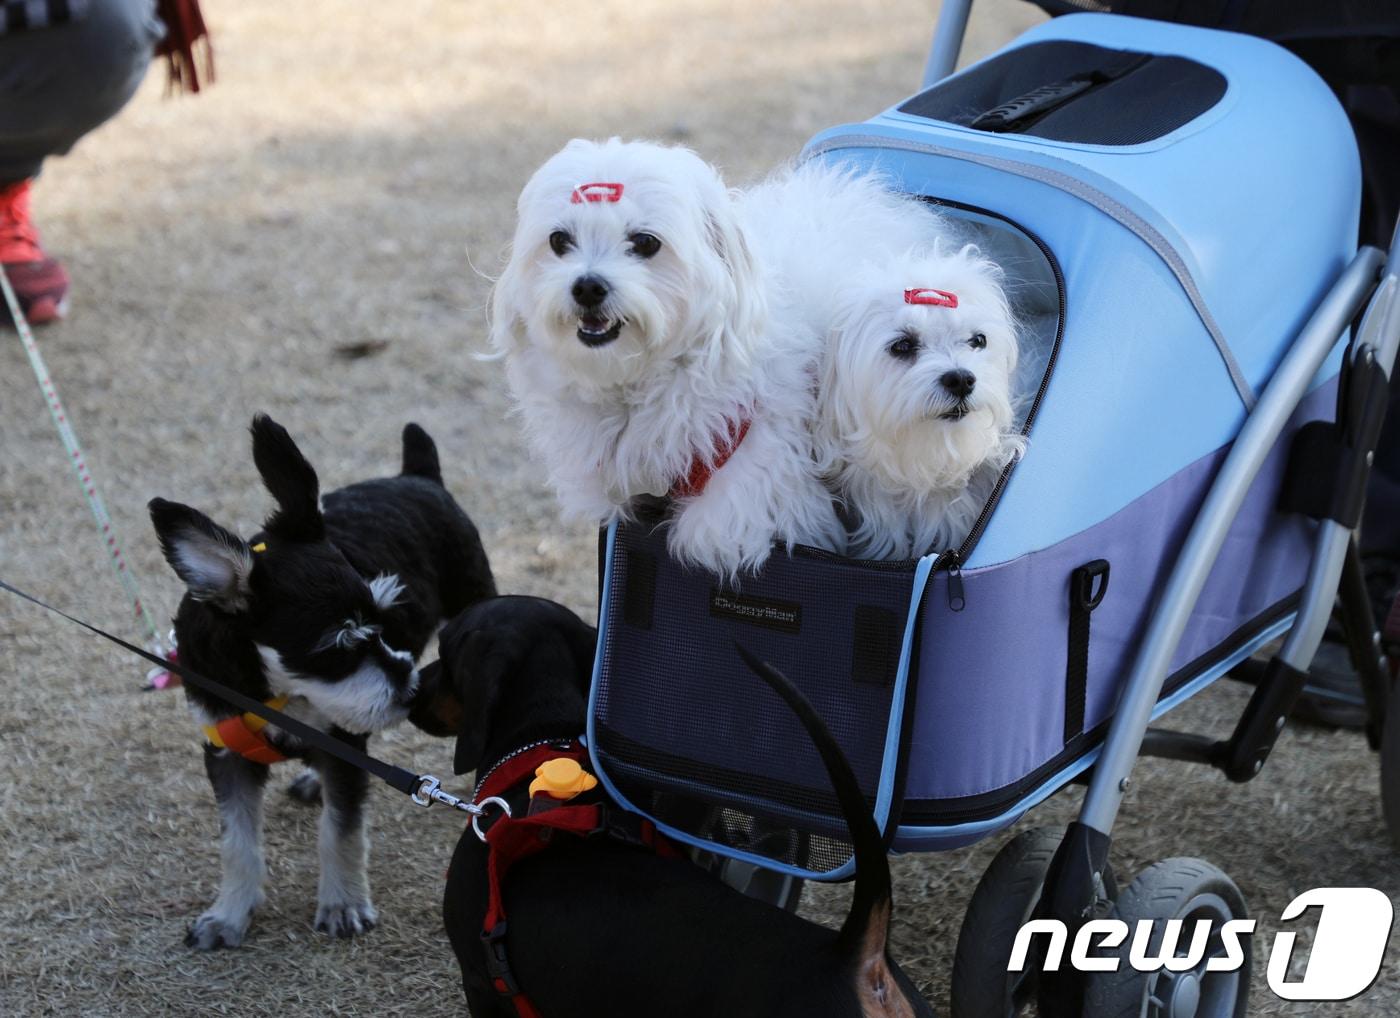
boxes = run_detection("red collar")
[670,413,752,500]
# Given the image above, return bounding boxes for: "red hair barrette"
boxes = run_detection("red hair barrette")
[571,182,625,204]
[904,288,958,308]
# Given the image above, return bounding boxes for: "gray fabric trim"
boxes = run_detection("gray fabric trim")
[805,133,1258,409]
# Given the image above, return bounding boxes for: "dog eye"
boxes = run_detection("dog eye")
[968,332,987,350]
[628,232,661,259]
[548,231,573,256]
[888,333,920,360]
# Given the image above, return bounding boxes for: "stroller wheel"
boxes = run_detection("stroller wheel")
[951,827,1116,1018]
[1085,857,1250,1018]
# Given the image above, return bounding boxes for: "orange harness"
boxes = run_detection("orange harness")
[201,695,291,765]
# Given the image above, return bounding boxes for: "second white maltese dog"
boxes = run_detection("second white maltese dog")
[491,138,843,578]
[817,246,1024,560]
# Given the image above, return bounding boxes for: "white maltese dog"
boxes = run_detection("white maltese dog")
[491,138,843,578]
[816,245,1024,560]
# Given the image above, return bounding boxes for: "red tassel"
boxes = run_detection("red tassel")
[154,0,214,95]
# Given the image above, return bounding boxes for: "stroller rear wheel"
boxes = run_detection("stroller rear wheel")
[1084,857,1250,1018]
[951,826,1117,1018]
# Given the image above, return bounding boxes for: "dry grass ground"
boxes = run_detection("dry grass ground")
[0,1,1396,1014]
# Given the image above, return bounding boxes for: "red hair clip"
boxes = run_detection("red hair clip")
[904,288,958,308]
[571,182,625,204]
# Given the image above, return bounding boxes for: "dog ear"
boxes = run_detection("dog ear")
[703,201,764,342]
[249,414,324,541]
[149,498,254,612]
[488,248,529,358]
[450,628,513,776]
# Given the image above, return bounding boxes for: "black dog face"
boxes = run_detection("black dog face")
[407,596,597,774]
[150,415,418,734]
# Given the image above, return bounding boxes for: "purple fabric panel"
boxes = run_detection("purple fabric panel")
[595,525,916,798]
[906,380,1333,804]
[1168,440,1315,671]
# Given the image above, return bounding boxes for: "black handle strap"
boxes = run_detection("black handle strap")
[1065,560,1110,745]
[971,52,1152,133]
[1278,344,1389,528]
[0,578,423,796]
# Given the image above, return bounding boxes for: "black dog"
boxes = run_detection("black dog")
[411,595,934,1018]
[150,414,495,949]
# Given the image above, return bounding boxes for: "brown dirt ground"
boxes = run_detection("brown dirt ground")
[1,1,1396,1015]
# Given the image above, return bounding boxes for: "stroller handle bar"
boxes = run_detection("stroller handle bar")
[923,0,975,87]
[1276,222,1400,672]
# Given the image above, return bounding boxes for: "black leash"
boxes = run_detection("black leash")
[0,577,490,817]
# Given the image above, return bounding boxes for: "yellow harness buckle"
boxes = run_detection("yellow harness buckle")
[528,757,598,801]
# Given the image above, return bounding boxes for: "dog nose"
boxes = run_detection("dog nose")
[572,275,609,309]
[940,369,976,399]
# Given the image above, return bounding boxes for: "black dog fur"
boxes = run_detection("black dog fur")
[150,414,495,949]
[413,595,934,1018]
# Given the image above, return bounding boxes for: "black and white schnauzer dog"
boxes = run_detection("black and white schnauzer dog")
[149,414,496,950]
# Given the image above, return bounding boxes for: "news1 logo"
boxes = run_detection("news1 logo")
[1010,888,1393,1001]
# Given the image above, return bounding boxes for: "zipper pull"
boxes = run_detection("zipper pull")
[946,553,966,612]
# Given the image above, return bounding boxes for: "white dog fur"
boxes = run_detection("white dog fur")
[736,160,947,352]
[491,138,844,578]
[816,244,1024,560]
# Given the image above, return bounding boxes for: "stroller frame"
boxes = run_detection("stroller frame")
[913,1,1400,1010]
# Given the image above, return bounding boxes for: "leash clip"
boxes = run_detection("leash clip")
[411,775,512,840]
[412,774,472,811]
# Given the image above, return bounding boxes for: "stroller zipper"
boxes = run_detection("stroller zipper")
[945,553,965,611]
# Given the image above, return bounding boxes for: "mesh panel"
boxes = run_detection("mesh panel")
[593,523,919,875]
[899,41,1227,146]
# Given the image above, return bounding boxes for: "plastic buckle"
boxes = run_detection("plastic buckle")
[482,922,520,996]
[599,808,651,849]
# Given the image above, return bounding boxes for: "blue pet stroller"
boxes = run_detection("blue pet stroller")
[587,3,1400,1014]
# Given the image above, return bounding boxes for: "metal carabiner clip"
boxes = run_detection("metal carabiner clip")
[472,796,513,842]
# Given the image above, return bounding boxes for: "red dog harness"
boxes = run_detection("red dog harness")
[670,414,753,500]
[474,739,681,1018]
